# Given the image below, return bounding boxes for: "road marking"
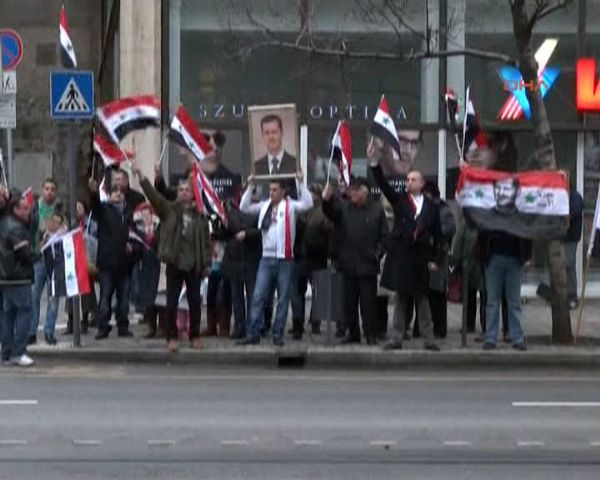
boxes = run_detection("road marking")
[443,440,472,447]
[0,400,38,405]
[293,440,322,446]
[517,440,545,447]
[146,439,175,446]
[72,439,102,446]
[590,441,600,447]
[220,439,248,446]
[0,440,28,446]
[513,401,600,407]
[369,440,397,447]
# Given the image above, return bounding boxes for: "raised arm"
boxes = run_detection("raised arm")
[369,164,400,206]
[239,176,263,215]
[130,161,170,220]
[292,177,314,213]
[321,184,342,223]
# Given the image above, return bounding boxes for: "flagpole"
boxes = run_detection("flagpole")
[574,253,592,344]
[444,93,462,158]
[461,86,470,161]
[0,148,8,188]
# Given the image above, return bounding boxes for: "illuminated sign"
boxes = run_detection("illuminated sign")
[576,58,600,111]
[497,39,560,121]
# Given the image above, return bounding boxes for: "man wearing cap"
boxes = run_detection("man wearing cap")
[322,177,389,345]
[368,143,442,351]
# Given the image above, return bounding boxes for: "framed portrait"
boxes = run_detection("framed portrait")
[248,103,299,179]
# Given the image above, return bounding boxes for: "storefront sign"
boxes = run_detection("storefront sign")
[576,58,600,111]
[497,38,559,121]
[198,102,408,121]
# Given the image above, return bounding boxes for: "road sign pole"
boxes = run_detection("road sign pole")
[5,128,12,187]
[68,123,81,347]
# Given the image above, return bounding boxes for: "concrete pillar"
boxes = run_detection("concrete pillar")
[420,3,439,124]
[119,0,162,184]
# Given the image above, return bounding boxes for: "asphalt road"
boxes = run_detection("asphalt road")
[1,362,600,479]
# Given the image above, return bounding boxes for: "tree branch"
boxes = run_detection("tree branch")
[537,0,571,20]
[239,39,517,65]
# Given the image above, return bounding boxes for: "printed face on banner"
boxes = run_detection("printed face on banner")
[248,104,299,179]
[494,177,520,213]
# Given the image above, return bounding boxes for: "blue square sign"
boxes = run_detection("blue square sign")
[50,71,94,120]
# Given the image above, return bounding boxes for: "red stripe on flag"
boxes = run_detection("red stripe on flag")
[456,166,568,191]
[99,95,161,119]
[192,164,205,214]
[73,230,91,296]
[284,200,292,259]
[173,106,213,157]
[378,95,391,115]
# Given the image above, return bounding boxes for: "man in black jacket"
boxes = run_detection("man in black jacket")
[0,193,35,366]
[322,177,389,345]
[369,149,442,351]
[89,179,135,340]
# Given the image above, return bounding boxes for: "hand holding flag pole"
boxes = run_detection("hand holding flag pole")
[326,122,341,185]
[444,88,462,159]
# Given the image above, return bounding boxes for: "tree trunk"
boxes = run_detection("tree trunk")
[510,0,572,343]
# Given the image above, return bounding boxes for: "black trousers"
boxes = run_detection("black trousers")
[466,287,508,335]
[165,265,202,342]
[342,274,377,340]
[429,290,447,338]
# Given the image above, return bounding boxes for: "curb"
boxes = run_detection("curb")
[30,346,600,369]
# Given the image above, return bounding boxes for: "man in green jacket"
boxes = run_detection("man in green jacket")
[131,161,211,352]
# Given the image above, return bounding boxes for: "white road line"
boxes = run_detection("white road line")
[443,440,472,447]
[513,402,600,407]
[369,440,397,447]
[146,439,175,446]
[0,400,38,405]
[293,440,323,446]
[589,441,600,447]
[72,439,102,446]
[220,440,249,446]
[517,441,545,447]
[0,440,28,446]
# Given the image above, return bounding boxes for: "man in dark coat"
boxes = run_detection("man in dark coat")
[88,179,135,340]
[322,177,389,345]
[369,152,442,351]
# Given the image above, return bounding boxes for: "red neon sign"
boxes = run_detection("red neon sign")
[576,58,600,111]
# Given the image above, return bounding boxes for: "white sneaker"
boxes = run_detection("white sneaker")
[10,354,34,367]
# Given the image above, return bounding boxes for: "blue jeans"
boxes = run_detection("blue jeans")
[247,258,294,340]
[484,254,525,345]
[31,260,60,337]
[97,270,131,334]
[1,285,33,360]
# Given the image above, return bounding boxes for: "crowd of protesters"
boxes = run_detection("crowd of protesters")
[0,127,587,363]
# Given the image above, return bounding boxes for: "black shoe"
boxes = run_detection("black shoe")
[424,342,440,352]
[502,332,511,343]
[377,333,387,342]
[383,340,403,350]
[62,327,73,335]
[89,317,98,328]
[403,331,411,341]
[230,332,245,340]
[292,331,303,341]
[482,342,496,350]
[311,324,321,335]
[118,330,134,338]
[340,335,361,345]
[273,337,284,347]
[144,331,157,339]
[512,343,528,351]
[366,337,377,346]
[95,325,112,340]
[236,337,260,346]
[44,333,57,346]
[28,335,37,346]
[81,323,89,335]
[334,329,346,339]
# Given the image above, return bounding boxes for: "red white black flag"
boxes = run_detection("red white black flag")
[93,134,134,167]
[96,95,161,144]
[371,95,401,158]
[42,228,91,298]
[462,86,488,156]
[192,163,227,225]
[59,4,77,69]
[169,106,213,162]
[22,187,33,209]
[456,166,569,239]
[331,121,353,185]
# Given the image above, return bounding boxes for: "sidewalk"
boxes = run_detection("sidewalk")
[27,297,600,368]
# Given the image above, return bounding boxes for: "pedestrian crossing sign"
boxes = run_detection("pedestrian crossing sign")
[50,71,94,120]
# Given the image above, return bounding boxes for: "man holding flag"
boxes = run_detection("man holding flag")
[131,159,211,353]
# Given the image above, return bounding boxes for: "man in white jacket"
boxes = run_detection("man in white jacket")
[237,171,313,346]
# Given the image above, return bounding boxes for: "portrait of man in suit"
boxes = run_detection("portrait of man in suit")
[249,105,298,178]
[493,176,520,214]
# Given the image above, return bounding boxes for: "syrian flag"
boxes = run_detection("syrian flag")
[97,95,161,144]
[370,95,401,158]
[169,106,213,162]
[461,86,488,157]
[93,134,134,167]
[59,4,77,69]
[192,163,227,225]
[456,166,569,240]
[22,187,33,209]
[41,228,91,298]
[331,121,352,185]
